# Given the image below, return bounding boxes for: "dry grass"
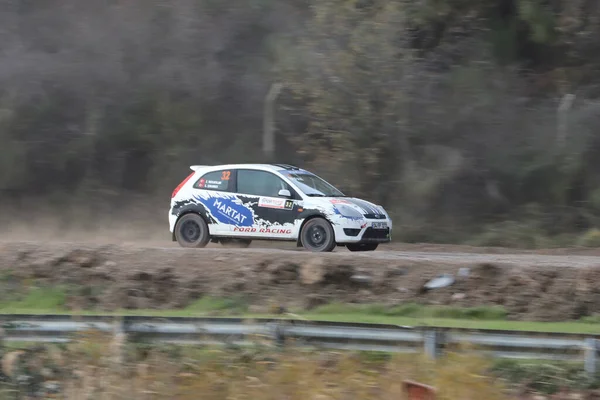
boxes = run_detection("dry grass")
[57,352,510,400]
[0,330,514,400]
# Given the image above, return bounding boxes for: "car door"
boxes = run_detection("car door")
[232,168,302,239]
[190,168,254,234]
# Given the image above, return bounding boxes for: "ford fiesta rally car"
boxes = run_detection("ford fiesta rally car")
[169,163,392,252]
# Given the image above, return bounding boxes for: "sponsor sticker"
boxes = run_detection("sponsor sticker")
[258,197,294,210]
[204,180,223,189]
[197,178,226,190]
[194,195,254,227]
[330,199,350,204]
[233,226,292,235]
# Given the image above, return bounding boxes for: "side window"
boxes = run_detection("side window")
[193,169,232,192]
[237,169,293,198]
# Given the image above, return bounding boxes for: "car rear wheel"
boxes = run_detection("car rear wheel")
[346,243,378,252]
[220,238,252,248]
[174,214,211,248]
[300,217,336,252]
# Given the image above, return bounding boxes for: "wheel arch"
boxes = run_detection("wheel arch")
[172,209,212,241]
[295,212,335,247]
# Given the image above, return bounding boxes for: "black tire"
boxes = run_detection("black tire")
[174,213,211,248]
[346,243,378,252]
[220,238,252,248]
[300,217,336,252]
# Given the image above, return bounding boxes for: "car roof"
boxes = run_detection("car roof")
[190,163,304,173]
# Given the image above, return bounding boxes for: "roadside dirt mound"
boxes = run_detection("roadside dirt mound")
[1,241,600,321]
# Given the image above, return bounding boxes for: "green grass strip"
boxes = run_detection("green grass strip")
[0,308,598,334]
[0,291,598,334]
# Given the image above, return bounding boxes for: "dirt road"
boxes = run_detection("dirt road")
[1,240,600,321]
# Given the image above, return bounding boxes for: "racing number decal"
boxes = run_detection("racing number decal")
[221,170,231,181]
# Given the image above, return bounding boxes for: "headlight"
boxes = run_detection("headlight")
[378,206,390,218]
[335,205,364,219]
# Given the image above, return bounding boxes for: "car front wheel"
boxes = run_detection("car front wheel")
[300,217,336,252]
[346,243,378,252]
[174,213,211,248]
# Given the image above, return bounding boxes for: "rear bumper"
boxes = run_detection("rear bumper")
[168,211,176,233]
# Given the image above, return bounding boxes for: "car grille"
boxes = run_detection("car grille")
[362,227,390,240]
[363,213,386,219]
[343,228,361,237]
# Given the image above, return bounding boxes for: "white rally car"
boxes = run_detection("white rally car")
[169,163,392,252]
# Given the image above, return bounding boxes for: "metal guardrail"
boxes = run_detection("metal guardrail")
[0,314,598,376]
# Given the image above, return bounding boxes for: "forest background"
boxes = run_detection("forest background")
[1,0,600,247]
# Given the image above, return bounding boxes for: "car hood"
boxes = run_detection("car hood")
[309,196,384,215]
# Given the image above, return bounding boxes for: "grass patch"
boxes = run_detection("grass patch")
[580,315,600,324]
[492,358,600,394]
[287,312,600,334]
[0,286,67,311]
[310,302,508,320]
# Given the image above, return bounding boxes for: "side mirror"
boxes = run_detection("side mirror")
[278,189,292,198]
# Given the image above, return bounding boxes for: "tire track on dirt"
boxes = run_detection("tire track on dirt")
[4,240,600,268]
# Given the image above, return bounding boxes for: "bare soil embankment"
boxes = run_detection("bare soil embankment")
[1,241,600,321]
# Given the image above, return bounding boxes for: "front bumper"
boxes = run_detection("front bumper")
[345,226,391,243]
[333,219,392,244]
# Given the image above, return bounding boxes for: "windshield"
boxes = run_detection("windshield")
[281,171,345,197]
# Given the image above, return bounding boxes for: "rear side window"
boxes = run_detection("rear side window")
[193,169,232,192]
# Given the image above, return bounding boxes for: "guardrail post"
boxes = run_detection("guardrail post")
[111,316,127,366]
[584,338,598,377]
[266,322,286,348]
[424,330,443,359]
